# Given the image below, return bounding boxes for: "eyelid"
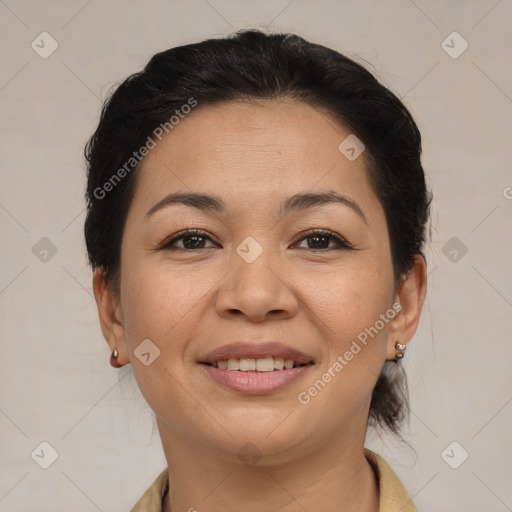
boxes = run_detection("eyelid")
[158,229,220,250]
[158,228,353,251]
[292,229,353,250]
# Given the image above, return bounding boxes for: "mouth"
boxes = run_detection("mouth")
[202,356,312,371]
[198,342,315,395]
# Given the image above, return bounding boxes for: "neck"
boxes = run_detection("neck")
[158,422,379,512]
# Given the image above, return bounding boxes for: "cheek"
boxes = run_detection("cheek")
[119,258,216,351]
[297,261,393,341]
[118,258,217,424]
[297,261,393,400]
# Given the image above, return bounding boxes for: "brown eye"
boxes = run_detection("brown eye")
[306,234,330,249]
[294,230,351,250]
[180,235,209,249]
[160,230,218,251]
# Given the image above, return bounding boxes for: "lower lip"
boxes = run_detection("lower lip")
[200,364,313,395]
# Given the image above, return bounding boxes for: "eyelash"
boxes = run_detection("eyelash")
[159,228,352,252]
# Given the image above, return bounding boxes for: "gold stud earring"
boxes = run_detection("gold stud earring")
[110,347,121,368]
[395,342,406,360]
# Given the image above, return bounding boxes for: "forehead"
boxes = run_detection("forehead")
[133,99,378,216]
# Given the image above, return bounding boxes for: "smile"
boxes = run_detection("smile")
[206,356,309,371]
[198,341,315,394]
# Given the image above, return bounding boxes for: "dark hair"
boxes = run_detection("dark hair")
[84,29,431,435]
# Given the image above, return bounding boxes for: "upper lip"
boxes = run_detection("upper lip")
[199,342,314,365]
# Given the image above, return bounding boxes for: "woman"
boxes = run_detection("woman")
[85,29,430,512]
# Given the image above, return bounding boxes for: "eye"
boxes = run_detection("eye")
[158,228,351,252]
[292,229,352,251]
[159,229,219,251]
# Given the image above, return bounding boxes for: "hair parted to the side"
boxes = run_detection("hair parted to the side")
[84,29,431,436]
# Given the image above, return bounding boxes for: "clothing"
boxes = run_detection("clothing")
[130,448,418,512]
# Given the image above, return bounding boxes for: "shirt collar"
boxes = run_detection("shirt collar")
[130,449,418,512]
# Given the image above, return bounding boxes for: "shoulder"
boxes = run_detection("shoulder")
[364,448,418,512]
[129,467,169,512]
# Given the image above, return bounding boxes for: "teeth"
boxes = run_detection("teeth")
[240,358,256,371]
[213,356,301,371]
[256,357,274,372]
[274,357,284,370]
[227,359,240,370]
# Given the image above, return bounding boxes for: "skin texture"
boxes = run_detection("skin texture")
[93,99,427,512]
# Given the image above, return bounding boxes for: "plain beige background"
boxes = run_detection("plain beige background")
[1,1,511,511]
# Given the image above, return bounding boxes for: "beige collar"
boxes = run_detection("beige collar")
[130,448,418,512]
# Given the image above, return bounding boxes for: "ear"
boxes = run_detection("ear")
[386,255,428,360]
[92,268,130,367]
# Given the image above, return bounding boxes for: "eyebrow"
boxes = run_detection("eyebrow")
[145,191,368,224]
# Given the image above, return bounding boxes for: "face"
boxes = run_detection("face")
[100,99,415,464]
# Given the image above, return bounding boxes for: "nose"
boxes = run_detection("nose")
[214,250,299,323]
